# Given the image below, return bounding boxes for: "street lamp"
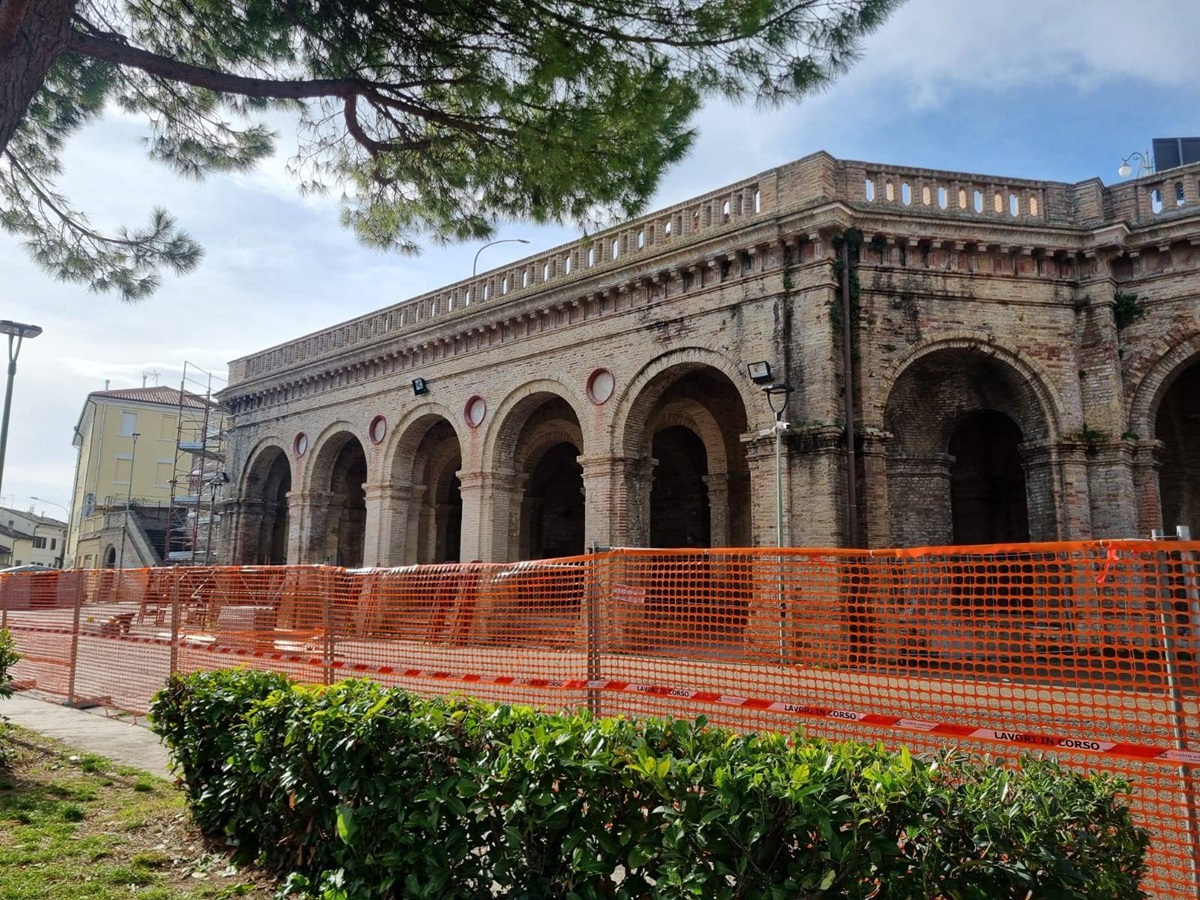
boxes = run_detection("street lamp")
[117,432,140,570]
[762,381,793,664]
[0,320,42,507]
[472,238,530,277]
[204,471,230,565]
[30,496,67,515]
[1118,151,1154,178]
[762,382,794,548]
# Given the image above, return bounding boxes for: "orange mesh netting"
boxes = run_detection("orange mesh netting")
[2,540,1198,898]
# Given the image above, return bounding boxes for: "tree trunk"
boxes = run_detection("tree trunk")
[0,0,76,157]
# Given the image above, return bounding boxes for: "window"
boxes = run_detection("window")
[50,538,56,550]
[119,411,138,435]
[33,536,46,549]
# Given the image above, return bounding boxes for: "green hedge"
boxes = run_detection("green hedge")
[150,670,1148,899]
[0,629,20,767]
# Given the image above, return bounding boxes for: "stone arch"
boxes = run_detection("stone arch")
[304,424,368,567]
[879,334,1065,440]
[612,347,762,458]
[613,350,752,547]
[483,382,585,560]
[1134,333,1200,536]
[480,378,587,472]
[103,545,116,568]
[237,438,293,565]
[1128,331,1200,438]
[387,409,464,564]
[882,342,1057,546]
[383,402,463,480]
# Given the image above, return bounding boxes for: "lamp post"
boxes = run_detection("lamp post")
[762,382,794,548]
[472,238,530,277]
[30,497,67,515]
[204,472,229,565]
[1118,151,1154,178]
[0,320,42,507]
[117,432,140,570]
[762,381,793,663]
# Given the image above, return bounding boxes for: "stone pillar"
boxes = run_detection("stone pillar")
[860,430,892,549]
[887,455,953,547]
[579,455,618,550]
[744,434,786,547]
[702,473,730,547]
[221,497,264,565]
[1086,440,1137,538]
[459,471,525,562]
[403,485,427,563]
[1131,440,1165,537]
[606,456,655,548]
[361,482,416,568]
[288,490,338,565]
[1022,442,1091,541]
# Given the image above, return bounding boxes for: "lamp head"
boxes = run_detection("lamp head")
[747,361,773,384]
[0,320,42,340]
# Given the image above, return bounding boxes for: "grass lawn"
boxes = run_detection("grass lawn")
[0,725,278,899]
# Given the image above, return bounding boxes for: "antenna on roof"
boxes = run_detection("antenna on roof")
[142,369,161,388]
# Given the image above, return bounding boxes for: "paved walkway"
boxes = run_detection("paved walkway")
[2,692,173,777]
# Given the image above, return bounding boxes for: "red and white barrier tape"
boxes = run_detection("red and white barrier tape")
[9,623,1199,767]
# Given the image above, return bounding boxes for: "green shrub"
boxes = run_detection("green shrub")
[151,670,1149,900]
[0,629,20,768]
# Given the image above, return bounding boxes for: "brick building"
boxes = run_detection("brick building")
[218,152,1200,566]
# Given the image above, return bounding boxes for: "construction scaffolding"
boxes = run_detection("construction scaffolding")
[163,362,227,565]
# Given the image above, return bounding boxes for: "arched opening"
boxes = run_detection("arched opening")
[884,347,1052,546]
[620,362,751,548]
[390,415,463,566]
[527,441,584,559]
[492,391,584,562]
[949,411,1030,544]
[103,545,116,568]
[242,448,291,565]
[650,425,711,547]
[328,437,367,568]
[1156,360,1200,535]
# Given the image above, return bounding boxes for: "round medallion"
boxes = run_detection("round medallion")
[465,395,487,428]
[294,432,309,456]
[369,415,387,444]
[587,368,616,405]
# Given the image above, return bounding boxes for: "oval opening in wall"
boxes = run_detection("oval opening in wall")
[294,432,309,456]
[465,395,487,428]
[368,415,387,444]
[587,368,615,405]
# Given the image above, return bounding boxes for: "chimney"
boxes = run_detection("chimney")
[104,379,110,390]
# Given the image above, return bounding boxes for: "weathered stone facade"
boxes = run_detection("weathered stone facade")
[218,152,1200,566]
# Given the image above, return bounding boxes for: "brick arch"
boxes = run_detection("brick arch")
[1128,331,1200,439]
[240,437,290,498]
[385,403,462,486]
[481,378,586,472]
[304,421,364,493]
[613,347,757,459]
[516,421,584,472]
[881,336,1063,451]
[650,400,729,475]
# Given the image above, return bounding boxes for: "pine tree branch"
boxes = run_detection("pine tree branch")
[67,28,356,100]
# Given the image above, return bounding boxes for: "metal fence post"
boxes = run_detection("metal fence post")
[65,572,84,707]
[322,569,335,686]
[1158,548,1200,899]
[586,542,602,717]
[1,577,7,632]
[168,567,181,677]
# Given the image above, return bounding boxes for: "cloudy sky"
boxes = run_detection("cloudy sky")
[2,0,1198,520]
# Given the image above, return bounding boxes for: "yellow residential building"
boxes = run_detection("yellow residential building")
[67,387,225,569]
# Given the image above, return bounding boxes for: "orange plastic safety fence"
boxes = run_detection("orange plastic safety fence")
[1,541,1197,898]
